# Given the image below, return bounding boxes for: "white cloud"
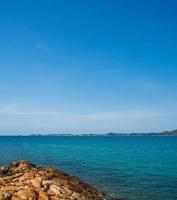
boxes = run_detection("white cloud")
[34,43,48,51]
[0,104,176,135]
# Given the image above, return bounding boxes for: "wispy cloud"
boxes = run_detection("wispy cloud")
[0,104,176,134]
[34,43,48,52]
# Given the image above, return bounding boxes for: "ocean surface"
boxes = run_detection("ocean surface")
[0,136,177,200]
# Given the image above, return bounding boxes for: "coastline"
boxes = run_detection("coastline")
[0,161,115,200]
[1,129,177,137]
[0,136,176,199]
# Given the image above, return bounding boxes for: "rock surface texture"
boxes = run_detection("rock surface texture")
[0,161,111,200]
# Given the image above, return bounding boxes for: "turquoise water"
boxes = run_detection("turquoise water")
[0,136,177,200]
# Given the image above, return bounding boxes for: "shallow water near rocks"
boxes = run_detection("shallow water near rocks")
[0,136,177,200]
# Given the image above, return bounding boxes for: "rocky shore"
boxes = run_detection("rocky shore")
[0,161,113,200]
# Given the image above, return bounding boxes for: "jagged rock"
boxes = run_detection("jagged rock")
[0,161,111,200]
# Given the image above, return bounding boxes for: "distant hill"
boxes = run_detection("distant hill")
[29,129,177,136]
[159,129,177,136]
[106,129,177,136]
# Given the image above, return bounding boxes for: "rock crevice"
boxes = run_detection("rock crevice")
[0,161,110,200]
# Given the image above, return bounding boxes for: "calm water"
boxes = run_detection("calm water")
[0,136,177,200]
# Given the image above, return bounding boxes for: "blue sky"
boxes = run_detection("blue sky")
[0,0,177,134]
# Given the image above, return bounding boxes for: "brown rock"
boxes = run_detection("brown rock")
[38,190,49,200]
[1,191,11,200]
[0,161,112,200]
[13,188,37,200]
[30,177,42,188]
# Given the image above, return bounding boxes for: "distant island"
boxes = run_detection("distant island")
[29,129,177,137]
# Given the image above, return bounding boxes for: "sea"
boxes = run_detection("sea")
[0,136,177,200]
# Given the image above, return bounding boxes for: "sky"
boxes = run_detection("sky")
[0,0,177,134]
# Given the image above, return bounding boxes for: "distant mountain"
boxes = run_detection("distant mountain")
[28,129,177,136]
[159,129,177,136]
[106,129,177,136]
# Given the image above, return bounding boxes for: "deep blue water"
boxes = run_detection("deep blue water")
[0,136,177,200]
